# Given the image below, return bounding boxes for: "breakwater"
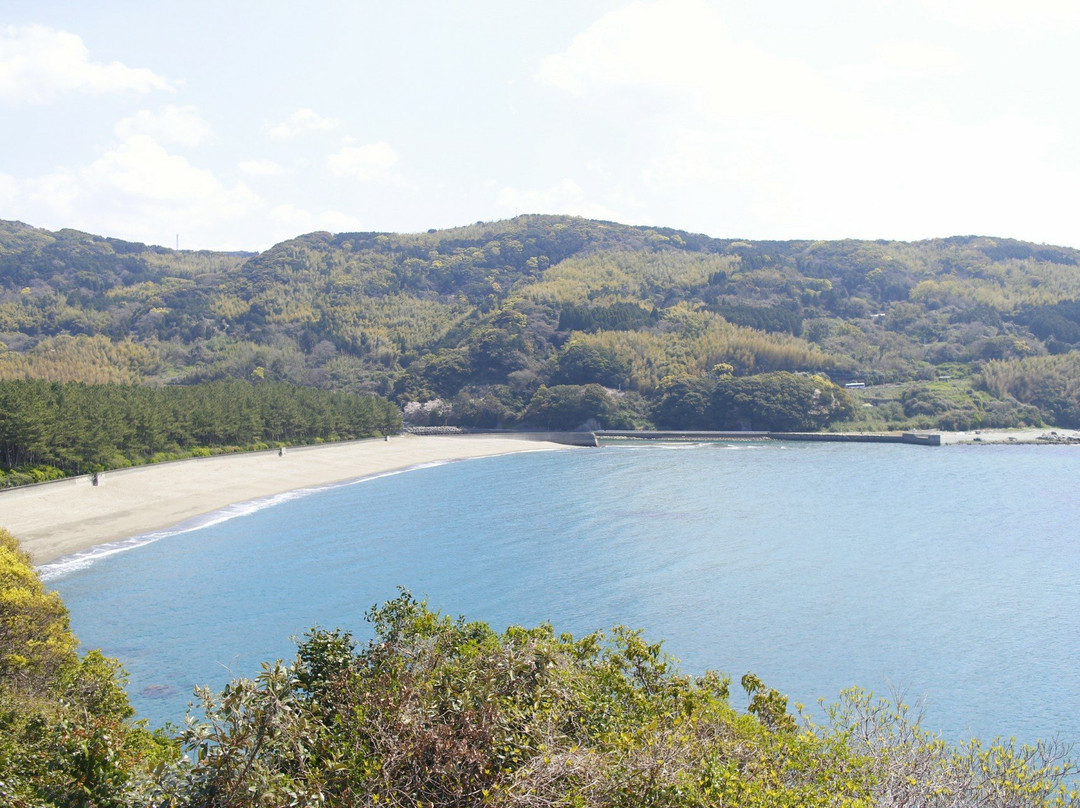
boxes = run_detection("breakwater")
[412,427,942,447]
[410,427,600,447]
[594,430,941,446]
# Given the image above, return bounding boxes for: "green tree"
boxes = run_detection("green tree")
[711,372,856,431]
[523,383,624,430]
[553,339,631,387]
[651,374,717,429]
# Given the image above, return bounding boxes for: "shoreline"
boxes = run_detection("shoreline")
[4,426,1076,568]
[1,434,572,566]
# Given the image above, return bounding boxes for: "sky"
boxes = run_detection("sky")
[2,0,1079,252]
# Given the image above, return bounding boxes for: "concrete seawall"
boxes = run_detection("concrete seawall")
[454,430,599,447]
[411,427,941,448]
[769,432,941,446]
[594,430,941,446]
[597,430,768,441]
[517,431,600,447]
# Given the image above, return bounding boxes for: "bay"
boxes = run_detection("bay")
[48,442,1080,744]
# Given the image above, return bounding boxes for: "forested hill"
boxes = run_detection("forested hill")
[3,215,1080,432]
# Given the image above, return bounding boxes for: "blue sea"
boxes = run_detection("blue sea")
[45,441,1080,744]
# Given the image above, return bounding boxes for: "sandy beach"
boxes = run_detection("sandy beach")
[1,434,571,565]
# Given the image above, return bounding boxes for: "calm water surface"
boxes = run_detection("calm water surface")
[47,442,1080,743]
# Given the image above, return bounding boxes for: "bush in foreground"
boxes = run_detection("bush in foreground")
[156,592,1079,808]
[0,527,174,807]
[157,592,870,807]
[2,536,1078,807]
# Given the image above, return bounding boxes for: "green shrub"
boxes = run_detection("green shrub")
[161,592,875,807]
[0,528,175,807]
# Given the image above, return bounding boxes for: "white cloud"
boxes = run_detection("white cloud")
[0,172,17,207]
[867,40,966,80]
[538,0,857,130]
[640,128,737,189]
[0,24,170,105]
[114,105,214,147]
[536,0,1080,243]
[639,110,1065,242]
[828,40,966,101]
[268,204,366,235]
[497,178,618,220]
[267,108,340,140]
[539,0,726,94]
[327,142,398,180]
[18,134,258,248]
[239,159,286,176]
[918,0,1080,30]
[83,134,257,213]
[24,168,80,218]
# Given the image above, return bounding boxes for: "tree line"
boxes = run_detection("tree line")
[0,378,401,485]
